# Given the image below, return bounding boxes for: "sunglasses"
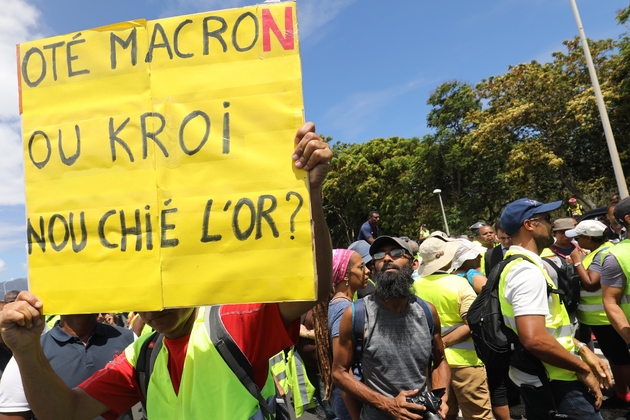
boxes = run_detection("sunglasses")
[529,214,553,224]
[373,248,410,261]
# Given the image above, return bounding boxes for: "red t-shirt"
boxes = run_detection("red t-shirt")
[79,303,299,419]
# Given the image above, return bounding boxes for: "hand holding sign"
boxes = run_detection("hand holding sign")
[293,122,332,190]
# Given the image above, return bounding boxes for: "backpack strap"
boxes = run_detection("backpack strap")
[412,296,434,337]
[206,306,275,420]
[135,330,163,414]
[351,299,366,363]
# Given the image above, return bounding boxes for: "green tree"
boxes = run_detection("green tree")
[419,81,515,231]
[471,37,625,209]
[323,137,427,246]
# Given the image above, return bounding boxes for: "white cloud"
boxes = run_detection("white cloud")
[0,0,46,206]
[0,218,26,253]
[297,0,357,42]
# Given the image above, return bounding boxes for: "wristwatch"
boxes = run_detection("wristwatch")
[574,341,586,355]
[574,261,582,268]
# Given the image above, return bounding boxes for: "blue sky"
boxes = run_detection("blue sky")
[0,0,628,283]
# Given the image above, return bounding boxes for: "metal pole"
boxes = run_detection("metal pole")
[570,0,629,198]
[438,193,450,236]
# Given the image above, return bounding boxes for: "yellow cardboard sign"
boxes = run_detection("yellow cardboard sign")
[18,2,314,314]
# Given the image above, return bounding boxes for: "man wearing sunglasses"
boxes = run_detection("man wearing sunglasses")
[332,236,451,419]
[499,198,611,420]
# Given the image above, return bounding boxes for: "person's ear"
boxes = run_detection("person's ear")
[522,220,536,232]
[412,258,419,270]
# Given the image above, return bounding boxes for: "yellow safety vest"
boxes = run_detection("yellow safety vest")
[576,242,613,326]
[601,240,630,320]
[540,248,556,259]
[270,350,289,393]
[286,347,315,417]
[413,273,483,367]
[46,314,60,329]
[499,251,576,381]
[126,308,276,419]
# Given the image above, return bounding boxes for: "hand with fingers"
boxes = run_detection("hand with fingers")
[384,389,427,420]
[0,291,45,354]
[292,122,332,191]
[576,370,604,410]
[579,344,613,390]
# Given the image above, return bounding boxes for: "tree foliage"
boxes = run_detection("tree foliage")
[322,11,630,247]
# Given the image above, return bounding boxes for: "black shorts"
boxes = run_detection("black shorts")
[590,324,630,365]
[486,366,509,406]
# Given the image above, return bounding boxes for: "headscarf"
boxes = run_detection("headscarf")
[332,248,355,285]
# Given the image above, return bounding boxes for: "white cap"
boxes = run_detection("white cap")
[449,240,485,272]
[565,220,607,238]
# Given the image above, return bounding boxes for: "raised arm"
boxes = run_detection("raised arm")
[279,122,333,326]
[0,292,109,420]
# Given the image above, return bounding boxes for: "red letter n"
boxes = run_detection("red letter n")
[262,7,294,52]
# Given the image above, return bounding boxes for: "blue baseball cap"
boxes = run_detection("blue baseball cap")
[500,198,562,236]
[348,240,372,264]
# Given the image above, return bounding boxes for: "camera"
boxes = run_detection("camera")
[406,388,445,420]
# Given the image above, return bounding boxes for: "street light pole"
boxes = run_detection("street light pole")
[570,0,628,199]
[433,189,450,236]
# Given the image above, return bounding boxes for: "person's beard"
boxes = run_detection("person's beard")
[373,261,415,300]
[533,228,554,253]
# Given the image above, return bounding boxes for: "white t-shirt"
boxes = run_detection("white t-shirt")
[0,357,26,412]
[502,246,560,387]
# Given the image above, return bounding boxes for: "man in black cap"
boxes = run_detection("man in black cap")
[332,236,451,419]
[498,198,611,419]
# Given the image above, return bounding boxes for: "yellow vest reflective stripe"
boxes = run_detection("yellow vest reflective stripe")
[126,308,276,419]
[413,273,483,367]
[603,240,630,320]
[271,351,289,392]
[286,347,315,417]
[576,242,613,325]
[499,252,576,382]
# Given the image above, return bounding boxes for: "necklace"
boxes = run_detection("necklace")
[330,295,352,302]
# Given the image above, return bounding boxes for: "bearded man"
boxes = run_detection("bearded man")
[498,198,611,420]
[332,236,451,420]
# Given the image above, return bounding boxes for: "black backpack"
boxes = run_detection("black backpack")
[135,306,287,420]
[467,254,549,379]
[541,257,581,314]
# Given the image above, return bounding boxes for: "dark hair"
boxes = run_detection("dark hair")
[368,210,379,218]
[590,228,611,245]
[494,221,504,233]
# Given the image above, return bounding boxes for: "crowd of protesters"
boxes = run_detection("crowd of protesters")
[1,127,630,420]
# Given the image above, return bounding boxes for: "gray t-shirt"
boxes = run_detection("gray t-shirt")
[361,296,433,420]
[601,253,626,288]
